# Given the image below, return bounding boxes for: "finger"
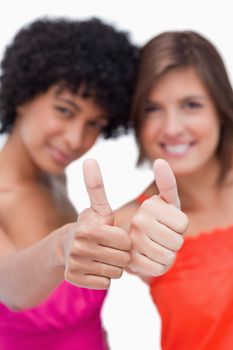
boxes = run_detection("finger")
[76,245,131,268]
[141,220,184,251]
[83,159,113,225]
[65,273,110,290]
[67,257,124,280]
[92,225,132,252]
[153,158,180,209]
[132,234,176,265]
[87,261,124,280]
[132,198,188,234]
[94,246,131,268]
[129,251,167,276]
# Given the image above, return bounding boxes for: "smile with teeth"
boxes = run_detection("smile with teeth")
[162,143,194,155]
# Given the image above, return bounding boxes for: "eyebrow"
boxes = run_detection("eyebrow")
[55,96,108,121]
[180,95,207,100]
[56,96,81,112]
[146,95,207,103]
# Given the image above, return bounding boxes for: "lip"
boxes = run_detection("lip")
[47,144,74,165]
[160,141,195,157]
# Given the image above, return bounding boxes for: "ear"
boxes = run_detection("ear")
[16,103,28,117]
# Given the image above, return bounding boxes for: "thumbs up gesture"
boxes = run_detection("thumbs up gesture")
[64,159,131,289]
[128,159,188,276]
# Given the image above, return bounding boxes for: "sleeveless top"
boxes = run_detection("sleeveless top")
[137,193,233,350]
[0,281,108,350]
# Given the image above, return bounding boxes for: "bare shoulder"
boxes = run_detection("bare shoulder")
[0,183,75,249]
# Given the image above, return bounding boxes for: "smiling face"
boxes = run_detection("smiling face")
[14,85,108,174]
[139,67,221,176]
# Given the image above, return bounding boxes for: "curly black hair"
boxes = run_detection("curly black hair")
[0,17,138,137]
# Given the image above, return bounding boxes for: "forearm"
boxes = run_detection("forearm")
[0,225,69,311]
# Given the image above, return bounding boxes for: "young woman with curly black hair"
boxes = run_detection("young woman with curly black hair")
[0,17,140,350]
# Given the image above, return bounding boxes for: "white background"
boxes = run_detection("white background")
[0,1,233,349]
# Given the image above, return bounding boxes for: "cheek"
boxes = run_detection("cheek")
[82,133,99,153]
[22,122,63,158]
[19,112,59,138]
[140,121,160,144]
[198,116,220,146]
[18,118,38,146]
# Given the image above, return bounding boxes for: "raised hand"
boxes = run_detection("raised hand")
[64,159,131,289]
[129,159,188,276]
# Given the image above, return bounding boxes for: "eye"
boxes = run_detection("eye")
[87,120,108,131]
[144,103,161,113]
[183,101,202,110]
[54,105,74,117]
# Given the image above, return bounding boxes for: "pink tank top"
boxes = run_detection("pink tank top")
[0,281,107,350]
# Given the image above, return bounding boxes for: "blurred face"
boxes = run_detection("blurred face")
[15,85,108,174]
[139,67,221,175]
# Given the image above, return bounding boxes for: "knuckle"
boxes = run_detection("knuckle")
[121,252,131,267]
[174,234,184,250]
[100,278,111,289]
[142,196,160,209]
[131,214,144,228]
[112,267,123,279]
[129,238,140,253]
[66,256,82,274]
[177,212,189,232]
[165,233,184,252]
[72,222,89,238]
[116,229,132,250]
[163,251,176,266]
[128,253,139,272]
[123,235,132,251]
[152,263,166,276]
[128,263,139,273]
[156,248,175,265]
[76,224,98,241]
[163,264,172,273]
[70,241,86,258]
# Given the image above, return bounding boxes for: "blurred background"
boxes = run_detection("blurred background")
[0,1,232,348]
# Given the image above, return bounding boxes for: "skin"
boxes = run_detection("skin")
[140,67,221,177]
[0,82,188,311]
[116,66,233,272]
[0,86,131,310]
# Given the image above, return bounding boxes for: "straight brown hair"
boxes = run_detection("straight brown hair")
[132,31,233,179]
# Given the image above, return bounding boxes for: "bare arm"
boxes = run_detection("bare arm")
[0,225,67,311]
[0,161,131,311]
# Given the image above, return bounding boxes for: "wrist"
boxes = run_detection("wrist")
[49,223,73,270]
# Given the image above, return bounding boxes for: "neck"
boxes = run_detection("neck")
[0,131,45,185]
[145,157,224,212]
[176,158,222,212]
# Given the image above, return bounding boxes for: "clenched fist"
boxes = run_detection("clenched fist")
[129,159,188,276]
[64,159,131,289]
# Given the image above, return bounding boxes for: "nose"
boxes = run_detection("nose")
[163,110,184,137]
[64,122,84,151]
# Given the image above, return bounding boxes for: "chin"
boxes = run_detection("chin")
[169,161,202,177]
[38,160,67,175]
[49,163,67,175]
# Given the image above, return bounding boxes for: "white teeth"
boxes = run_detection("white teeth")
[165,144,190,155]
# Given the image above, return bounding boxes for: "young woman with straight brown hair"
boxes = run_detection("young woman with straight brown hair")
[116,31,233,349]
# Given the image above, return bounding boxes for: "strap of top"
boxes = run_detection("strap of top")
[136,193,149,204]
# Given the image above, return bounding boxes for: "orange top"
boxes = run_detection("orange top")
[137,194,233,350]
